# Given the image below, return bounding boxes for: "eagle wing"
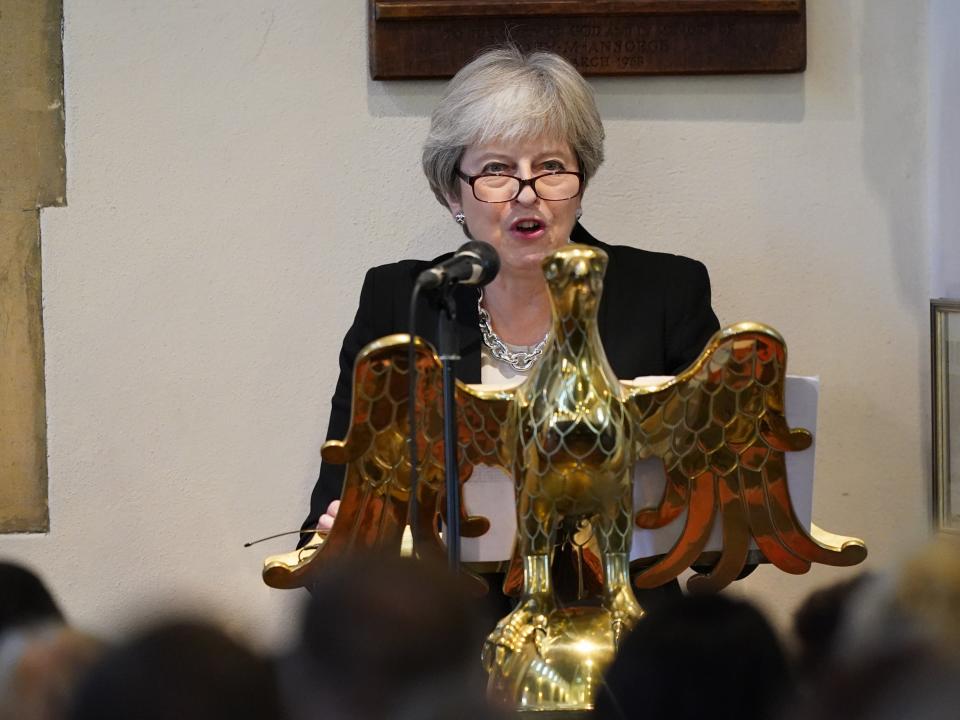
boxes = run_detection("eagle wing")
[266,334,515,588]
[625,322,867,594]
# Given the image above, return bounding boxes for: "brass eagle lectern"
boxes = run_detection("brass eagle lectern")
[263,244,866,713]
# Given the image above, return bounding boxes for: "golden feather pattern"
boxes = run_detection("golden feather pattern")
[263,246,865,595]
[262,335,514,588]
[261,243,866,711]
[626,323,866,594]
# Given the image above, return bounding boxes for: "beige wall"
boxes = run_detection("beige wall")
[0,0,936,645]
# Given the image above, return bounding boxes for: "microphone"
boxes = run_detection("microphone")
[416,241,500,289]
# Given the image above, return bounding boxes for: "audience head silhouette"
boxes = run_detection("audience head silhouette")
[0,561,64,635]
[69,619,284,720]
[282,552,494,720]
[594,593,791,720]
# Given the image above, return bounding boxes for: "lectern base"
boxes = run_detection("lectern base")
[487,606,616,713]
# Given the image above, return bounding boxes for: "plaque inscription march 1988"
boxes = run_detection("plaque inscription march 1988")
[369,0,806,79]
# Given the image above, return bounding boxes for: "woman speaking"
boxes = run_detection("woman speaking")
[300,46,719,606]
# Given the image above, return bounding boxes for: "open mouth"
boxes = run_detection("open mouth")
[511,219,545,237]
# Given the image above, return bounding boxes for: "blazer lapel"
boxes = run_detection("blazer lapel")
[455,284,482,383]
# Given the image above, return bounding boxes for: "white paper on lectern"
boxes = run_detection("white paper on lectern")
[459,376,818,564]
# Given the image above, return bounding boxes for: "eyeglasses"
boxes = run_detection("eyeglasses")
[456,169,584,203]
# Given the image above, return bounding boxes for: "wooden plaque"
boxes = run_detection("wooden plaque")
[370,0,806,79]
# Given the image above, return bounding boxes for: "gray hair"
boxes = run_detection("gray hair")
[422,46,605,208]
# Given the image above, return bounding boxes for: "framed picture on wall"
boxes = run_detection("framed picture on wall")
[932,299,960,533]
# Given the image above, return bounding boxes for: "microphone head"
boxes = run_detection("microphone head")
[458,241,500,286]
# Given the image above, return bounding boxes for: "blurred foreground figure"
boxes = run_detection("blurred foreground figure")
[69,620,284,720]
[839,535,960,662]
[792,572,873,683]
[594,594,791,720]
[281,553,500,720]
[0,625,101,720]
[782,646,960,720]
[890,534,960,653]
[783,536,960,720]
[0,561,64,635]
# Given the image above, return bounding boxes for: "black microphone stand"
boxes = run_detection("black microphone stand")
[411,240,498,574]
[436,283,461,573]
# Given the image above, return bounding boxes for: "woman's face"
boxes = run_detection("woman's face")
[447,137,582,280]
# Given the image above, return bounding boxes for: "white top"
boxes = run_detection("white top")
[479,341,538,383]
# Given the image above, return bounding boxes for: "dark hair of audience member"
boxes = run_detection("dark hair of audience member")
[282,552,497,720]
[792,572,872,680]
[0,562,64,635]
[594,593,792,720]
[68,619,285,720]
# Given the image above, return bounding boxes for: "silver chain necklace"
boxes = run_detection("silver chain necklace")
[477,289,548,372]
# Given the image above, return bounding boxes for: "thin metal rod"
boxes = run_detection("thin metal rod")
[437,288,461,572]
[407,284,423,555]
[441,358,460,571]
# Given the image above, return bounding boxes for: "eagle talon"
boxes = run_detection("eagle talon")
[603,564,645,644]
[611,617,633,648]
[482,597,553,671]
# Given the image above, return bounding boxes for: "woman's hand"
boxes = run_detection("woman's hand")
[317,500,340,534]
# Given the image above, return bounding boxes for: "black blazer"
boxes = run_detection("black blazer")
[301,223,720,539]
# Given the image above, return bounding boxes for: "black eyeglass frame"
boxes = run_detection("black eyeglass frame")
[455,169,585,203]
